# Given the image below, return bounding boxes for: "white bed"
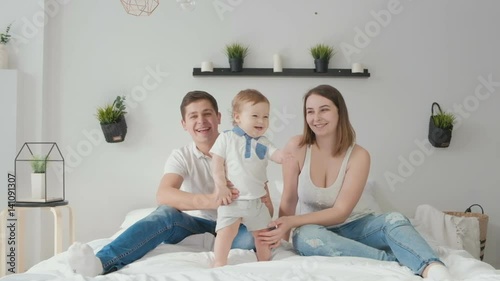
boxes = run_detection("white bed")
[1,205,499,281]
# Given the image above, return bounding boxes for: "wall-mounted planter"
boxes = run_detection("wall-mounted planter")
[96,96,128,143]
[428,102,455,148]
[101,115,127,143]
[428,119,453,147]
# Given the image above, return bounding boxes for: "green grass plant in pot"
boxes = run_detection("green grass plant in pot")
[224,43,249,72]
[310,44,335,73]
[31,154,48,199]
[428,102,456,147]
[96,96,128,143]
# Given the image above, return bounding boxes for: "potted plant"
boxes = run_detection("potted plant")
[96,96,128,143]
[224,43,249,72]
[31,154,48,200]
[310,43,335,73]
[428,102,456,147]
[0,23,12,69]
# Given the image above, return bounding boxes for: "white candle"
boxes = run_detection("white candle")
[201,61,213,72]
[273,54,283,72]
[351,63,364,73]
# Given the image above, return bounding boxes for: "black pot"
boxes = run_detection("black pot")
[229,58,243,72]
[101,115,128,143]
[314,59,329,73]
[428,117,453,147]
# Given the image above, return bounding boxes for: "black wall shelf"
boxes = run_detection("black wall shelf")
[192,68,370,78]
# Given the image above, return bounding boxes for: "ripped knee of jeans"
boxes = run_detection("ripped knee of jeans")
[304,238,325,248]
[384,212,410,226]
[292,225,342,256]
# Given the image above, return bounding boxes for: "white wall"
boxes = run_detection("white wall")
[1,0,499,269]
[0,0,47,270]
[0,70,17,212]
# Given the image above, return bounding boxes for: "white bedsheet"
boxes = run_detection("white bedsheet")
[1,237,498,281]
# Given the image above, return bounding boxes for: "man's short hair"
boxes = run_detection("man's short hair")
[180,91,219,120]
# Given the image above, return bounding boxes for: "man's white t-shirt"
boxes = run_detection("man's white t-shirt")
[210,128,277,200]
[163,142,217,221]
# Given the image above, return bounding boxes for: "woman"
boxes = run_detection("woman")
[260,85,452,280]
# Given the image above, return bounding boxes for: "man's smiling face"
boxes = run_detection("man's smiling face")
[181,99,221,145]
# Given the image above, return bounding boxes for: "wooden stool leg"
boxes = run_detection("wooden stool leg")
[50,207,63,254]
[0,209,7,277]
[67,205,75,244]
[17,208,25,273]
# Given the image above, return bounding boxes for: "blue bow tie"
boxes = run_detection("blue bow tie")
[232,126,267,159]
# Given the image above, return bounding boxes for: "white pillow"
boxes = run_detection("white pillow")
[119,207,157,229]
[110,207,156,240]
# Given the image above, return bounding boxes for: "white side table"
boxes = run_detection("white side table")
[0,201,75,276]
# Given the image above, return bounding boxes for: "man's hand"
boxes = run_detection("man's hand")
[210,180,240,207]
[215,186,232,205]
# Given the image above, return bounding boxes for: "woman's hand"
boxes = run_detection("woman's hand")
[258,216,293,248]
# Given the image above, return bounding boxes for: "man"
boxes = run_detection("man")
[68,91,272,276]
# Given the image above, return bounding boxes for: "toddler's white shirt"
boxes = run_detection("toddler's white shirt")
[210,127,277,200]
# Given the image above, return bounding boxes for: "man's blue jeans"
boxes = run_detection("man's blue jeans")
[96,205,254,273]
[292,212,442,275]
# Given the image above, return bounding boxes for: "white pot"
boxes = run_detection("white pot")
[0,44,8,69]
[31,173,46,199]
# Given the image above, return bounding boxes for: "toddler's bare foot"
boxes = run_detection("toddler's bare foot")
[213,261,226,268]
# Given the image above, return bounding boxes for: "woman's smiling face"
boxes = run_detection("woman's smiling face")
[305,93,339,137]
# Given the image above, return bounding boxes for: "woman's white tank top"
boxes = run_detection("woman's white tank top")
[296,144,373,226]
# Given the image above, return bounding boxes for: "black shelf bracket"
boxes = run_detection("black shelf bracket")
[192,68,370,78]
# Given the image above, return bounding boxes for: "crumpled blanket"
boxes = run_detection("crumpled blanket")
[411,204,480,259]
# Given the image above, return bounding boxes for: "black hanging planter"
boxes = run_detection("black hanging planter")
[229,58,243,72]
[101,115,127,143]
[314,59,329,73]
[428,102,453,148]
[428,119,452,147]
